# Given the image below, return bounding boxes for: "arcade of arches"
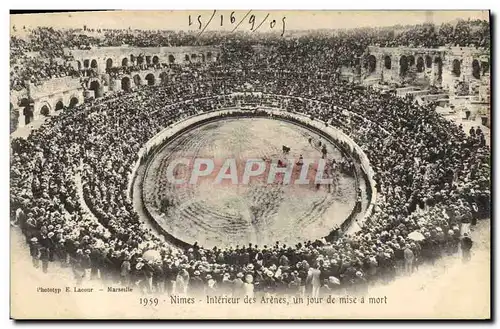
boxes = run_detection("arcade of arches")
[76,50,217,76]
[362,48,489,86]
[145,73,155,86]
[366,53,441,78]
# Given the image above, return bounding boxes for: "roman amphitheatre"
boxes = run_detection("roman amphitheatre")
[10,12,491,319]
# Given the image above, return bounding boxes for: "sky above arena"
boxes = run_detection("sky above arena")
[10,10,489,34]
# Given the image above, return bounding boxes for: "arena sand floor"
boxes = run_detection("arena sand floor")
[142,117,358,248]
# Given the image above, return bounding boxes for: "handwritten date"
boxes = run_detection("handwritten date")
[189,11,286,36]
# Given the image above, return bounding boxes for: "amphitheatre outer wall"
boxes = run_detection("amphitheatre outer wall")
[129,100,377,248]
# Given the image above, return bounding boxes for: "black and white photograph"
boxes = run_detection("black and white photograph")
[8,10,491,319]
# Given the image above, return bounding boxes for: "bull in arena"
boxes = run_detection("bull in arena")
[282,145,291,154]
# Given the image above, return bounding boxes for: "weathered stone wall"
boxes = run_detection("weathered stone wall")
[10,76,84,129]
[364,46,490,96]
[11,45,221,132]
[68,46,221,74]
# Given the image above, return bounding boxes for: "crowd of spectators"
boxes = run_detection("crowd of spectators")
[10,27,490,298]
[10,27,86,89]
[10,57,79,90]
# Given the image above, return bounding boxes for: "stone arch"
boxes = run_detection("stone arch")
[365,55,376,74]
[146,56,152,65]
[472,59,481,79]
[168,55,176,64]
[89,80,101,98]
[90,59,98,69]
[407,55,415,66]
[137,56,144,65]
[55,100,64,111]
[191,54,197,61]
[106,58,113,69]
[399,55,409,76]
[122,57,129,67]
[152,55,159,65]
[206,52,212,61]
[130,54,135,64]
[384,55,392,70]
[452,59,461,77]
[201,54,206,62]
[159,71,168,85]
[40,102,51,117]
[121,76,131,91]
[77,60,82,70]
[425,55,432,68]
[184,54,190,62]
[69,96,79,108]
[83,59,90,68]
[133,74,142,87]
[145,73,155,86]
[416,57,425,73]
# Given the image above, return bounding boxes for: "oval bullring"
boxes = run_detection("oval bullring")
[131,104,375,249]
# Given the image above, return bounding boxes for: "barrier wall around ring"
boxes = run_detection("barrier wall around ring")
[129,101,378,248]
